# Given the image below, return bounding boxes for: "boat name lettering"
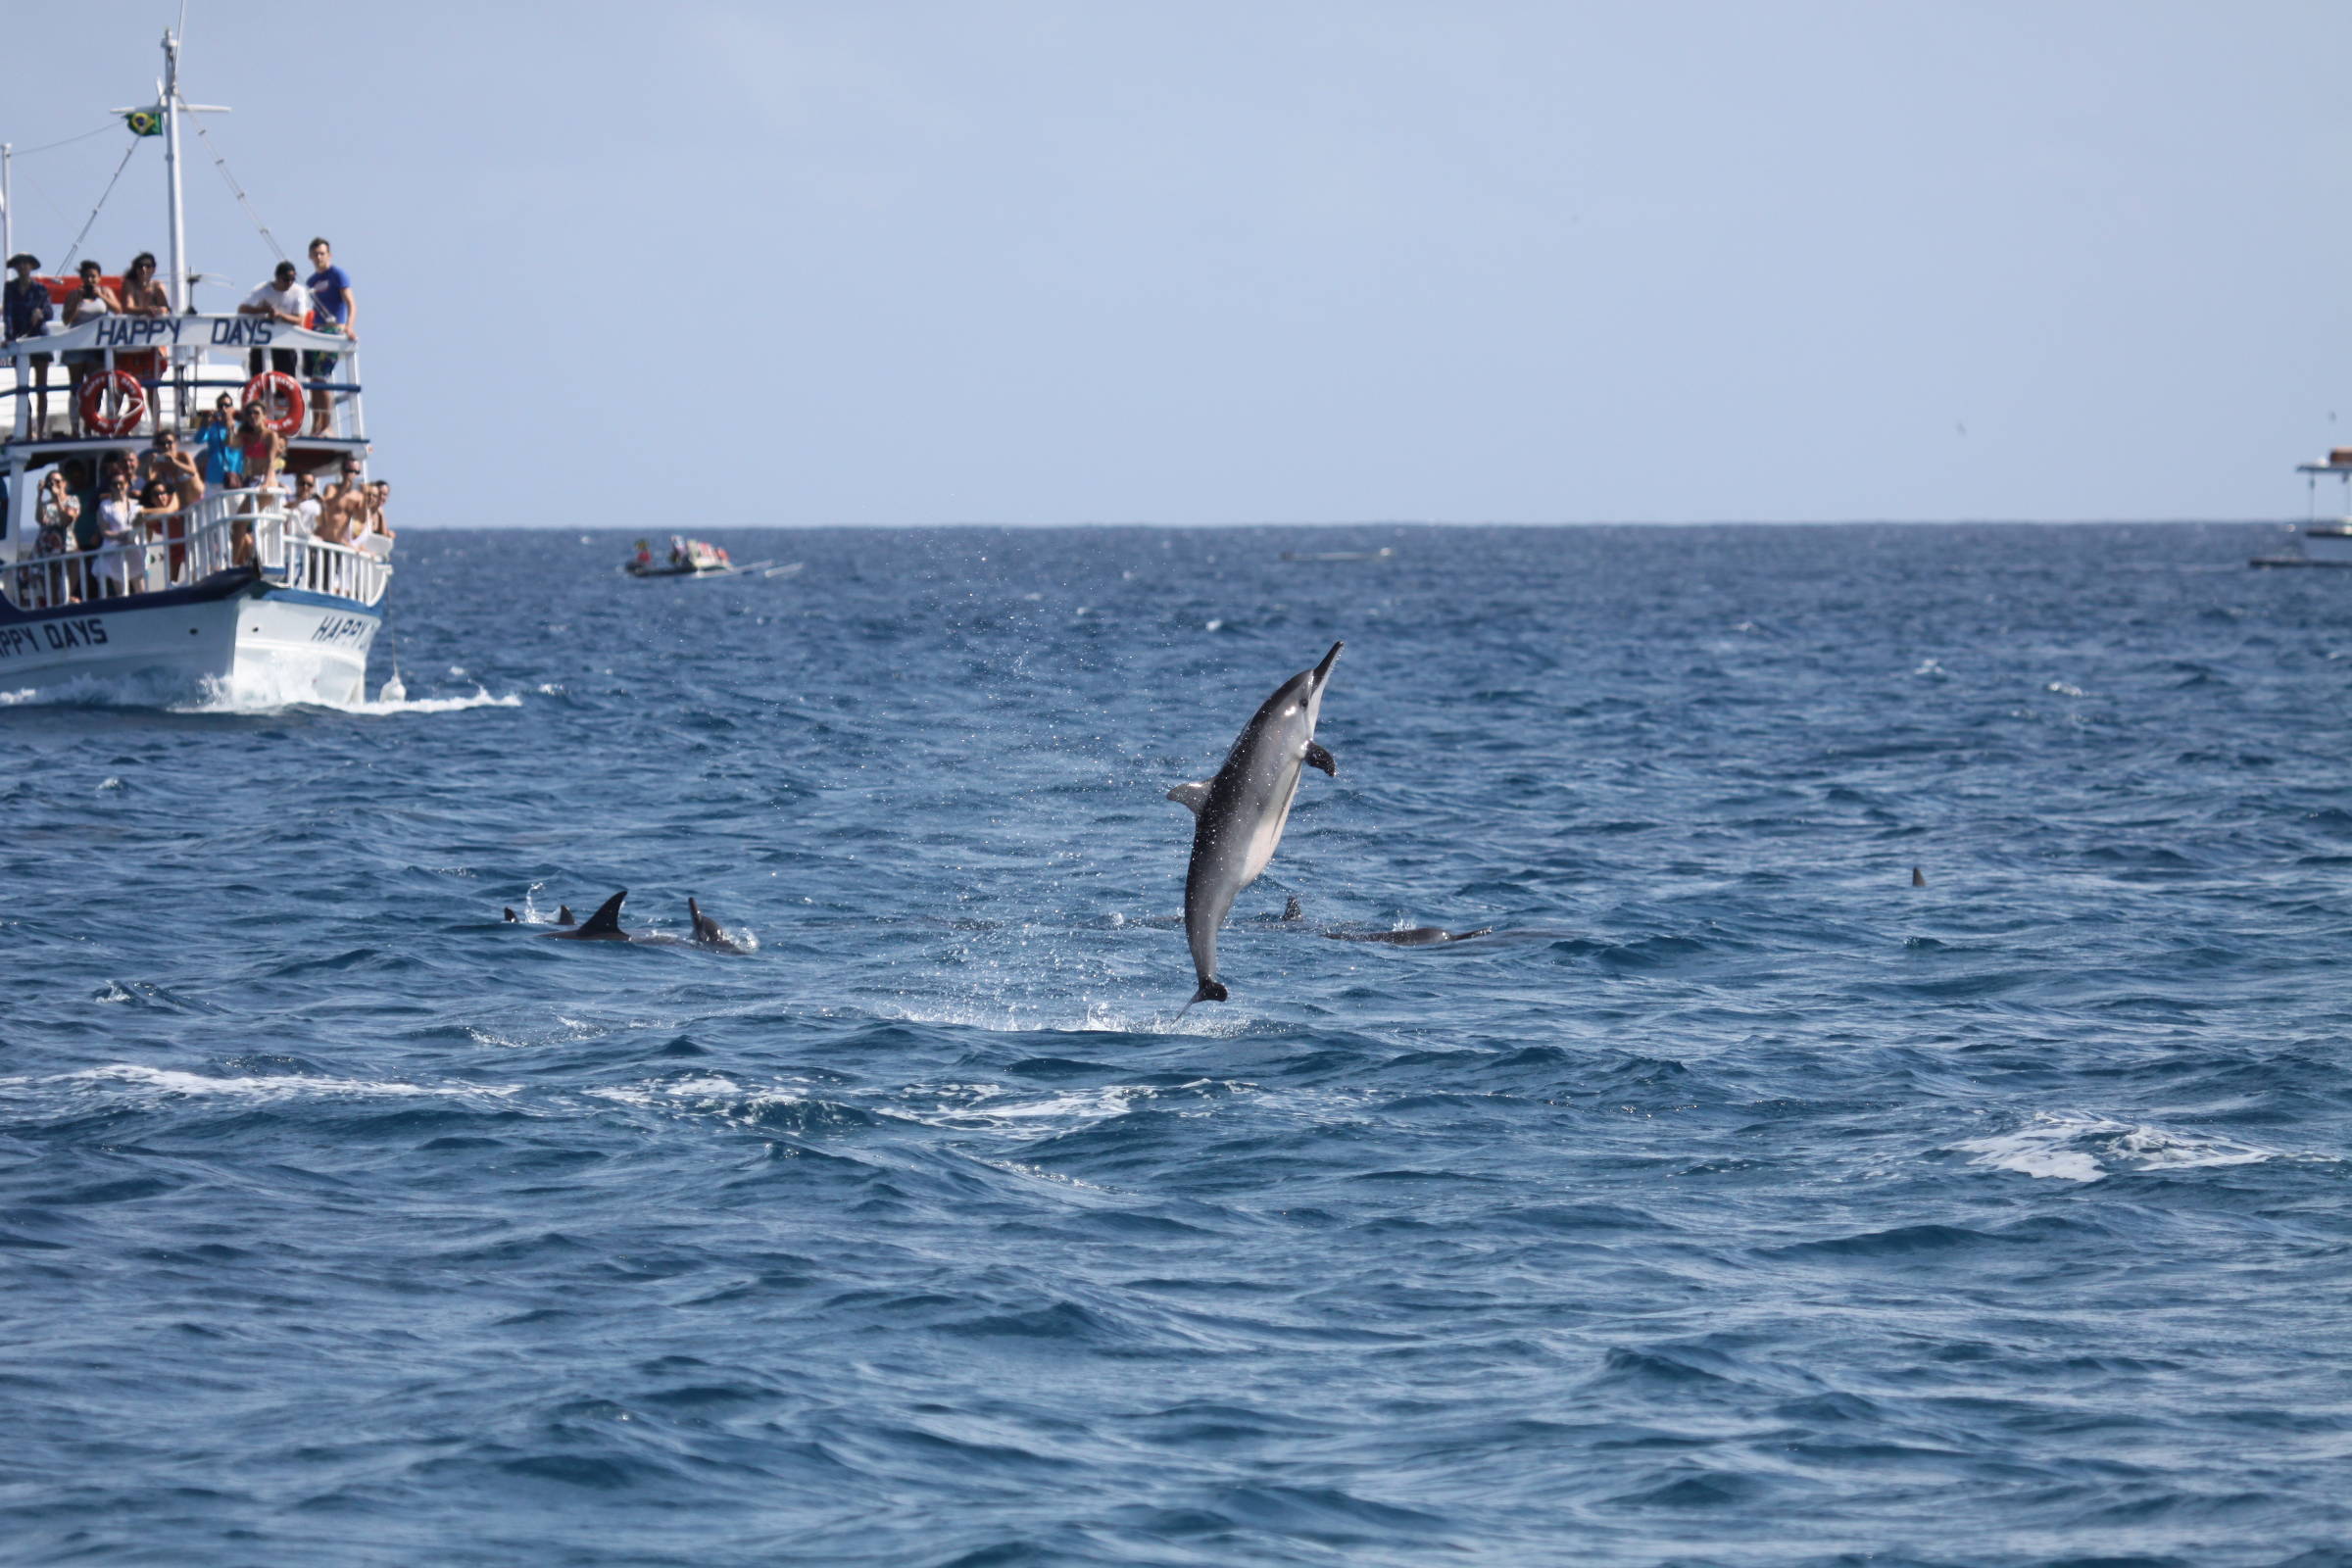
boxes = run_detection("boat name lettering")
[208,318,275,347]
[95,316,187,349]
[311,614,370,645]
[0,618,108,659]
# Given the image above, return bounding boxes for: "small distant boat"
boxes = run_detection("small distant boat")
[2252,452,2352,568]
[621,537,798,581]
[1279,547,1396,563]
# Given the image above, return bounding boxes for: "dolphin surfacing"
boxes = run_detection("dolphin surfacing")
[546,891,631,941]
[1169,641,1343,1004]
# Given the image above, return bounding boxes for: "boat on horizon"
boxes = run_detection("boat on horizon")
[622,535,802,580]
[2250,448,2352,568]
[0,27,391,704]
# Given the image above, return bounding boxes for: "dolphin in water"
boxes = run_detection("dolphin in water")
[1169,641,1343,1004]
[688,897,745,953]
[1274,895,1489,945]
[546,890,634,941]
[1322,924,1493,946]
[534,891,744,950]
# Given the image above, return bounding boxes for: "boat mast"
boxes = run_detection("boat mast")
[163,27,189,311]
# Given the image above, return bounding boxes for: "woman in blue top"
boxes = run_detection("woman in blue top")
[304,237,355,437]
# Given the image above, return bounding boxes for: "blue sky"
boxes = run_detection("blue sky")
[9,2,2348,525]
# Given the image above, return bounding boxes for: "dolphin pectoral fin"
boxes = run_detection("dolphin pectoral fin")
[572,891,628,939]
[1167,780,1213,815]
[1303,742,1336,776]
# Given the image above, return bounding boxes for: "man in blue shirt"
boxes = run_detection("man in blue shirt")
[304,237,356,436]
[5,253,56,434]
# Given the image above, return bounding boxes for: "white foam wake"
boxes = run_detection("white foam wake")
[0,1063,522,1104]
[0,668,520,715]
[1956,1110,2310,1184]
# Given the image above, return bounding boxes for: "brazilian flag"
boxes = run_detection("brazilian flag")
[124,109,164,137]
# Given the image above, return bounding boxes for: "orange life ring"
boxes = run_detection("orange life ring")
[78,368,148,437]
[242,370,306,435]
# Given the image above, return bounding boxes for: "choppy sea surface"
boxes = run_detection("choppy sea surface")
[5,522,2351,1567]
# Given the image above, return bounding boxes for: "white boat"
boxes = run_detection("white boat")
[0,28,390,704]
[2251,453,2352,568]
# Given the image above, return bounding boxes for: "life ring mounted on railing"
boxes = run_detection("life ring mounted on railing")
[77,368,148,437]
[241,371,306,436]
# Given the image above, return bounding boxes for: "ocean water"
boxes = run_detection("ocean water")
[4,522,2350,1568]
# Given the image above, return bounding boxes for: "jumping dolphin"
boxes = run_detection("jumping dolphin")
[1169,641,1343,1005]
[688,897,745,953]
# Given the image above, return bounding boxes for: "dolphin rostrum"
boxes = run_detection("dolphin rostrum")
[1168,641,1343,1004]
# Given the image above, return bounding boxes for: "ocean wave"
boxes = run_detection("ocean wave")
[1954,1110,2317,1184]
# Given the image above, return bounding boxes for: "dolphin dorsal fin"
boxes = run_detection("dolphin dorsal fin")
[577,891,627,937]
[1283,896,1303,922]
[557,905,576,925]
[1167,780,1212,815]
[689,896,719,940]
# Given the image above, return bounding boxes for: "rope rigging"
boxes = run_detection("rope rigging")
[184,106,285,264]
[55,134,145,274]
[12,122,122,158]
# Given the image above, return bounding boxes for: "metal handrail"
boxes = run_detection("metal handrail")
[4,491,390,611]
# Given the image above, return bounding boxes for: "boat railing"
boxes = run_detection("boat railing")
[3,490,390,612]
[2,314,365,446]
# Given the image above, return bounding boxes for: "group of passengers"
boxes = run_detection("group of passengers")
[7,237,378,608]
[15,443,390,609]
[4,238,355,438]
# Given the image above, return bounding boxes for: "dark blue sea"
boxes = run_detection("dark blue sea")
[5,522,2351,1568]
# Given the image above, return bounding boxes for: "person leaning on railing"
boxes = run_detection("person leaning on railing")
[62,262,122,437]
[237,261,309,380]
[135,481,179,588]
[5,253,57,433]
[93,471,141,597]
[25,471,78,608]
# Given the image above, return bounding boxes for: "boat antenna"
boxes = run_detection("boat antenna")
[132,25,232,311]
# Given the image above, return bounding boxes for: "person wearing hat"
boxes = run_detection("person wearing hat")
[5,253,56,433]
[237,259,311,380]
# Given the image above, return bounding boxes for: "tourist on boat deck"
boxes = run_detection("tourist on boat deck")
[237,260,309,378]
[362,481,395,544]
[5,254,55,433]
[195,394,240,484]
[27,472,77,608]
[303,238,354,437]
[135,480,178,583]
[139,428,206,509]
[118,253,170,318]
[288,472,321,536]
[235,400,284,483]
[94,472,141,596]
[62,262,122,436]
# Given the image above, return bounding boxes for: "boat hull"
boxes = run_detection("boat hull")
[0,571,378,706]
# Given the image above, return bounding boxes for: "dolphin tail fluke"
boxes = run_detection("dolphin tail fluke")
[1187,979,1230,1007]
[576,891,628,937]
